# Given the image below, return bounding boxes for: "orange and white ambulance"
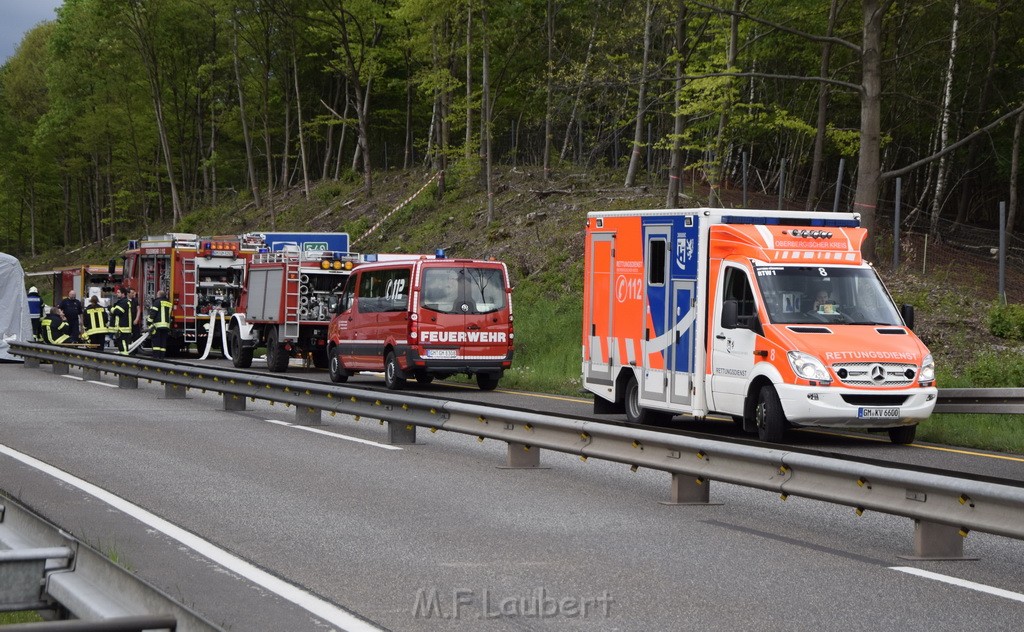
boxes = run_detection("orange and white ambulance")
[327,256,514,390]
[582,208,936,444]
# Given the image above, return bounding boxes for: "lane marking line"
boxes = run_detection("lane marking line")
[891,566,1024,603]
[60,375,84,381]
[88,381,118,388]
[263,419,403,451]
[0,443,385,632]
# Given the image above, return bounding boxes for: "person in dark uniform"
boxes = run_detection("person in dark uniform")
[27,286,43,340]
[58,290,85,342]
[109,288,132,355]
[127,288,143,344]
[83,295,109,351]
[147,290,173,359]
[40,307,70,345]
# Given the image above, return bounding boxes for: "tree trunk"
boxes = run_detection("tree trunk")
[853,0,886,262]
[625,0,653,187]
[543,0,554,180]
[666,0,688,208]
[560,17,599,161]
[928,0,960,237]
[482,8,494,224]
[465,8,473,159]
[293,51,310,199]
[806,0,840,211]
[709,0,740,207]
[955,12,1000,225]
[233,29,263,208]
[1009,111,1023,234]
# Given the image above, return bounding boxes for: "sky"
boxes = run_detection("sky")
[0,0,63,65]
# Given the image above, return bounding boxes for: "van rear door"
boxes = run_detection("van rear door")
[418,263,511,360]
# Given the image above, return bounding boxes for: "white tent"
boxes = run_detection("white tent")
[0,252,33,362]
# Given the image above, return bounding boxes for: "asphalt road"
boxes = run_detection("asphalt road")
[1,360,1022,631]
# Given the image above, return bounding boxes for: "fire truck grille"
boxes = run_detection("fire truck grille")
[831,362,918,386]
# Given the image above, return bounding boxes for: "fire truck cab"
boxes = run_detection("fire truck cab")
[583,208,937,444]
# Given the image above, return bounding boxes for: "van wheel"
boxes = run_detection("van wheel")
[476,373,498,391]
[384,351,406,390]
[415,373,435,385]
[328,347,349,383]
[229,326,253,368]
[755,385,787,443]
[624,377,672,425]
[265,327,289,373]
[888,424,917,445]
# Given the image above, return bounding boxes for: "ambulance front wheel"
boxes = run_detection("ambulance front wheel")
[888,424,917,445]
[755,385,787,443]
[624,377,673,425]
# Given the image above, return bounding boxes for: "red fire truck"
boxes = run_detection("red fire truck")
[227,233,356,372]
[120,232,266,355]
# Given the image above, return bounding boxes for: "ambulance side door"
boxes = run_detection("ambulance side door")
[709,264,758,415]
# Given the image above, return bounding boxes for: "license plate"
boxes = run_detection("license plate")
[427,349,457,359]
[858,407,900,419]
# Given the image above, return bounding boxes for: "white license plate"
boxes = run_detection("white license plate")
[427,349,457,359]
[858,407,900,419]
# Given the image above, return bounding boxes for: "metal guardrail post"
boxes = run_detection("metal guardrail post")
[388,422,416,444]
[295,406,322,425]
[222,393,246,411]
[118,374,138,389]
[662,473,713,505]
[0,546,74,611]
[52,362,69,376]
[24,356,40,369]
[83,367,102,381]
[902,520,971,561]
[164,383,187,399]
[504,442,540,468]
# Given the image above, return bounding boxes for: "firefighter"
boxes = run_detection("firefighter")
[27,286,43,340]
[83,295,109,351]
[109,287,132,355]
[127,288,143,349]
[147,290,173,359]
[40,307,70,345]
[58,290,85,342]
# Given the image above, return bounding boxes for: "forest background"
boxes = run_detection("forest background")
[2,0,1024,452]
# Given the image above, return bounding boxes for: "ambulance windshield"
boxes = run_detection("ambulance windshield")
[755,265,903,326]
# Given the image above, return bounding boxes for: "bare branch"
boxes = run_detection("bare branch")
[882,103,1024,180]
[682,71,862,94]
[690,1,861,55]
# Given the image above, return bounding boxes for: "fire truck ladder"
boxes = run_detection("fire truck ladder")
[182,257,198,344]
[282,260,301,341]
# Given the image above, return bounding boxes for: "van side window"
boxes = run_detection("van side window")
[722,266,755,325]
[356,269,410,313]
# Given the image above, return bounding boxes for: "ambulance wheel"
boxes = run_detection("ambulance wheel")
[229,328,253,368]
[755,385,787,443]
[328,347,349,383]
[265,327,289,373]
[624,377,672,425]
[476,373,498,391]
[384,351,406,390]
[888,424,917,445]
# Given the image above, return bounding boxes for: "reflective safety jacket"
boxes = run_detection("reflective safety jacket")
[40,315,70,345]
[83,305,109,337]
[147,299,173,331]
[109,298,132,334]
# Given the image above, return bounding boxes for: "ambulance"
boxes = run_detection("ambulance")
[327,256,514,390]
[582,208,936,444]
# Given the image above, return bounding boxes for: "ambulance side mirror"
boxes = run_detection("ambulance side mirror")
[900,304,915,330]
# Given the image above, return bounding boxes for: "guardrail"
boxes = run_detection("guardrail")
[934,388,1024,414]
[8,341,1024,574]
[0,493,219,631]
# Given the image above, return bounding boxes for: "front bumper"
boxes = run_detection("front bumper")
[776,383,938,429]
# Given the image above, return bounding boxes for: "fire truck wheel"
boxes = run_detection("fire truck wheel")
[384,351,406,390]
[265,327,289,373]
[755,385,787,443]
[230,329,253,368]
[475,373,497,391]
[888,424,917,445]
[624,377,672,425]
[329,347,349,383]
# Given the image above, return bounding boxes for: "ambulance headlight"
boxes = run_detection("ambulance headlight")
[788,351,831,383]
[919,354,935,384]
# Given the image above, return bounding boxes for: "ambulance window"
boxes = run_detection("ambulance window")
[648,239,667,286]
[722,267,755,323]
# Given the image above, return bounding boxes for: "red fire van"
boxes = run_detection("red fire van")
[326,257,514,390]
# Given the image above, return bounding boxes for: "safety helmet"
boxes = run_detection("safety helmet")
[28,286,38,294]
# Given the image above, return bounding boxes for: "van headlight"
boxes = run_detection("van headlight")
[919,354,935,384]
[787,351,831,383]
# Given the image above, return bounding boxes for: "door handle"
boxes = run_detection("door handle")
[467,324,480,331]
[715,334,726,340]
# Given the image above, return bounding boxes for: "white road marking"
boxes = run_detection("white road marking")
[88,380,118,388]
[263,419,403,450]
[60,375,84,381]
[891,566,1024,603]
[0,443,386,631]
